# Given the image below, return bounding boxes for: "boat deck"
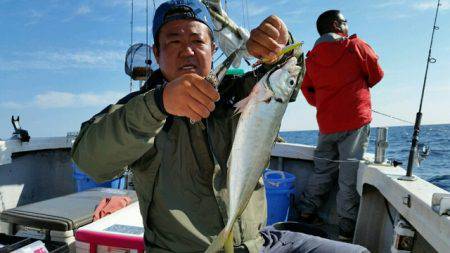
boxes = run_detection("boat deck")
[1,137,449,252]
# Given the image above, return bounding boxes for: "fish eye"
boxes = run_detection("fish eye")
[289,79,295,86]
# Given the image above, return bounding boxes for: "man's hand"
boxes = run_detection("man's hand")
[246,15,289,64]
[163,74,220,122]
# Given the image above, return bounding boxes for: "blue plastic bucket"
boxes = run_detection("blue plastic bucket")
[264,170,296,190]
[72,163,125,192]
[264,170,296,225]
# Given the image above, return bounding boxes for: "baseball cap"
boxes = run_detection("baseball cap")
[152,0,214,43]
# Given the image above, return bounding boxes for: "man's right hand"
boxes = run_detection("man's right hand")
[163,73,220,122]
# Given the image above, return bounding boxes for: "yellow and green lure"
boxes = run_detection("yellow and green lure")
[257,42,303,65]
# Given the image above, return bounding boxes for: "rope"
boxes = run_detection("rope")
[294,108,417,163]
[245,0,250,30]
[130,0,133,48]
[241,0,246,29]
[295,150,365,164]
[372,109,414,125]
[291,149,404,168]
[146,0,148,61]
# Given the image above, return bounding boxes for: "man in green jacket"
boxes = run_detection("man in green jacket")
[72,0,368,252]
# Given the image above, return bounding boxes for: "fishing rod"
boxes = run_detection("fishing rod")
[399,0,441,181]
[201,0,244,40]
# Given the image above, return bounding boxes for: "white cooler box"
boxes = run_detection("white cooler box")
[0,188,137,253]
[75,202,144,253]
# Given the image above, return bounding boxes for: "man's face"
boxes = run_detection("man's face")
[335,13,349,36]
[153,19,215,81]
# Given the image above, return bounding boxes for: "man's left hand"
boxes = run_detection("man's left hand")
[246,15,289,64]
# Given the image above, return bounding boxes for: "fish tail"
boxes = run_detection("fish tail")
[205,226,233,253]
[224,229,234,253]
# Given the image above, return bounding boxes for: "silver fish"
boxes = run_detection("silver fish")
[206,57,302,253]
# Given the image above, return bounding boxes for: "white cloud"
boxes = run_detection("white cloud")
[90,39,129,48]
[63,5,93,22]
[375,0,407,8]
[0,50,124,71]
[428,84,450,93]
[75,5,91,16]
[1,91,126,109]
[277,0,291,5]
[285,10,305,16]
[29,9,44,18]
[413,1,450,10]
[0,101,26,109]
[105,0,150,10]
[247,2,269,17]
[369,0,448,20]
[226,1,269,18]
[35,92,76,108]
[48,51,121,65]
[134,26,149,34]
[388,13,411,20]
[25,9,45,26]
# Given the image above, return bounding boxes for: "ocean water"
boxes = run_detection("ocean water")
[280,124,450,192]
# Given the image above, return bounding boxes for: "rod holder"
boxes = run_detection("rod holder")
[375,127,389,164]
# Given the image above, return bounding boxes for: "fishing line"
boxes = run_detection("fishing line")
[372,109,414,125]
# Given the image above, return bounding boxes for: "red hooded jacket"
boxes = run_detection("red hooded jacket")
[301,34,384,134]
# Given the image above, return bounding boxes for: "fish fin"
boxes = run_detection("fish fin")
[234,83,274,114]
[231,112,241,119]
[259,87,274,103]
[233,82,265,115]
[233,95,251,115]
[205,227,232,253]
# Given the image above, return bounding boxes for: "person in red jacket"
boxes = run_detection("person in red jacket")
[299,10,384,241]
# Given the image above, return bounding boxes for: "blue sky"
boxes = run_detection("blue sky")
[1,0,449,138]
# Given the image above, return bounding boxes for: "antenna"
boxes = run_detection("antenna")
[399,0,441,181]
